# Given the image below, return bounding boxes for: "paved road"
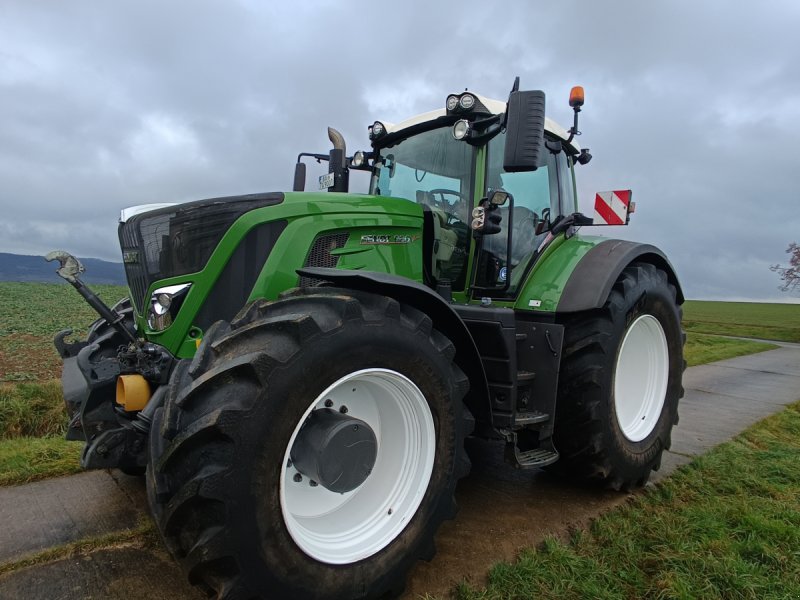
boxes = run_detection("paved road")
[0,346,797,600]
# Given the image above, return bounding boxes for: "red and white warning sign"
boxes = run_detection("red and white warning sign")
[593,190,633,225]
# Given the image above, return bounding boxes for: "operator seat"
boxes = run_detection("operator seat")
[481,205,539,265]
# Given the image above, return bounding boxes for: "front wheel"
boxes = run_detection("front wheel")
[147,289,471,599]
[551,262,685,489]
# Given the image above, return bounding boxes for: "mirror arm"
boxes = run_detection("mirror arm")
[565,106,581,145]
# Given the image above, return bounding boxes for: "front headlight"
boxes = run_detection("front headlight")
[147,283,191,331]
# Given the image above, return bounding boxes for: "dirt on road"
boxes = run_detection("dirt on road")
[404,439,629,598]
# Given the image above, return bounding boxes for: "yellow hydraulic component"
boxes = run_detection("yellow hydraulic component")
[116,374,151,412]
[195,337,202,349]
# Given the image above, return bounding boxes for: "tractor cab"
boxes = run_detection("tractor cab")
[301,82,593,302]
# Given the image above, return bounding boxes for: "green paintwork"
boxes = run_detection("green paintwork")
[136,193,425,357]
[127,132,608,357]
[512,233,606,313]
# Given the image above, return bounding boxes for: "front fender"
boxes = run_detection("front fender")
[296,267,492,427]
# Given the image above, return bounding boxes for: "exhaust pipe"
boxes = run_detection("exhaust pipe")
[328,127,346,152]
[327,127,349,193]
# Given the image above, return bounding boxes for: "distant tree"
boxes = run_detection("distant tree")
[770,242,800,293]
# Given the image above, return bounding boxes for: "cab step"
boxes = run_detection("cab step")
[513,447,560,468]
[505,431,560,469]
[514,410,549,426]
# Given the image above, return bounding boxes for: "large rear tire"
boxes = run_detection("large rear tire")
[551,262,685,489]
[147,288,472,599]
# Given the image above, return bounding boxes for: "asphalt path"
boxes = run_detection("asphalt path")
[0,346,797,600]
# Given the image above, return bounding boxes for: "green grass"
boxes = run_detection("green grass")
[0,282,127,382]
[685,333,778,367]
[0,381,79,486]
[683,300,800,343]
[0,282,127,339]
[453,401,800,600]
[0,381,67,438]
[0,436,82,486]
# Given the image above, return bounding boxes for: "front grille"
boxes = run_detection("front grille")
[298,233,349,287]
[119,192,283,312]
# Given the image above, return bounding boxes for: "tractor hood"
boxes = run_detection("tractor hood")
[118,192,285,312]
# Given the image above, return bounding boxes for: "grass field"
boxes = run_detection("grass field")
[683,300,800,343]
[0,283,126,484]
[0,282,127,381]
[684,333,777,367]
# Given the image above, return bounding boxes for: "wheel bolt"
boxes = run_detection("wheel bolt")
[310,480,318,487]
[324,399,333,408]
[293,473,302,483]
[339,405,348,414]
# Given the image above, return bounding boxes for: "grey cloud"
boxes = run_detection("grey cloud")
[1,0,798,301]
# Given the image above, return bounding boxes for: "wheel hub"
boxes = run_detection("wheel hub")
[290,408,377,493]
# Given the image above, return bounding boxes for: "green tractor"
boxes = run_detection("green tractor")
[50,78,684,599]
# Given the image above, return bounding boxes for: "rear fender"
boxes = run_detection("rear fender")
[557,239,684,313]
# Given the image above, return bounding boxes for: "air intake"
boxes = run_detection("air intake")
[299,233,349,287]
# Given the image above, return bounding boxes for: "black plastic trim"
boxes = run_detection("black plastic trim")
[195,220,287,330]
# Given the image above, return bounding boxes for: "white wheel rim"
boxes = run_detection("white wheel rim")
[613,314,669,442]
[280,368,435,564]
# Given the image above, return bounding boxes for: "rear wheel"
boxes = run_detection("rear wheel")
[552,262,685,489]
[147,288,472,599]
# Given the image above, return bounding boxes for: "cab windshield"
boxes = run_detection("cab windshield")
[369,126,474,289]
[369,126,474,222]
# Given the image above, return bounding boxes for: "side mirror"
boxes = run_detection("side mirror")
[293,162,306,192]
[471,191,513,234]
[503,90,546,173]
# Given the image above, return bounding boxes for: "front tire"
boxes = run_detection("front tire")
[552,262,685,489]
[147,289,471,599]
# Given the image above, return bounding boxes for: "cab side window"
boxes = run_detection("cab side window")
[485,133,560,273]
[556,152,576,214]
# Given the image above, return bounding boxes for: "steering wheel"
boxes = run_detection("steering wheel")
[427,189,468,223]
[428,188,467,207]
[514,206,540,234]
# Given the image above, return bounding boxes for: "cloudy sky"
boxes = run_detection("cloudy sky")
[1,1,798,302]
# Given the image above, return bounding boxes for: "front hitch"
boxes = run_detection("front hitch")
[45,250,137,343]
[46,250,175,471]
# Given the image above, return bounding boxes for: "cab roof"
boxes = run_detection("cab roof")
[376,92,580,152]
